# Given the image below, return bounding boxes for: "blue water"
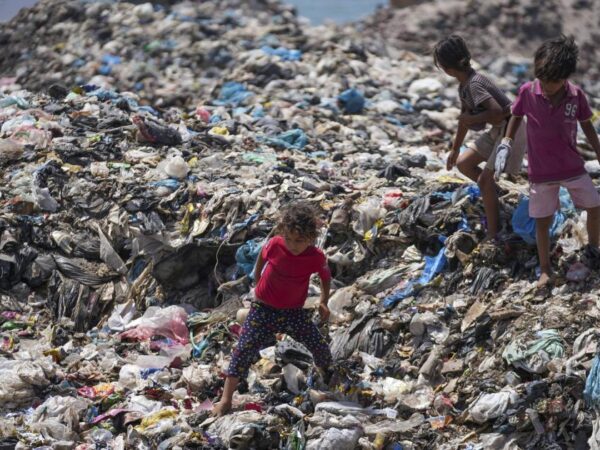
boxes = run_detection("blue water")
[288,0,385,24]
[0,0,384,23]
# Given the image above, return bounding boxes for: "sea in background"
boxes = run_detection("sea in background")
[287,0,385,24]
[0,0,385,23]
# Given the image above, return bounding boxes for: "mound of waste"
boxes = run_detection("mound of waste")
[0,0,600,449]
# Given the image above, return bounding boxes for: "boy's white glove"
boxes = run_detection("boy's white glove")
[494,138,512,180]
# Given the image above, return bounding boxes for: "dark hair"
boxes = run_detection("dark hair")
[534,35,578,81]
[277,201,320,240]
[433,35,472,72]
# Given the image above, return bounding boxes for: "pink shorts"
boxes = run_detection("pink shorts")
[529,174,600,218]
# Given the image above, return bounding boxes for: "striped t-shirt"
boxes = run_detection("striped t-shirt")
[459,70,511,130]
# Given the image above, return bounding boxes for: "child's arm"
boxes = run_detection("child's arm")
[459,98,507,127]
[448,120,469,170]
[319,276,330,306]
[504,115,523,141]
[253,251,265,284]
[580,120,600,160]
[318,276,331,322]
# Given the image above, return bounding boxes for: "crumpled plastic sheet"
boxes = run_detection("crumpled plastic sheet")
[566,328,600,377]
[0,357,57,409]
[590,417,600,450]
[262,128,308,150]
[235,238,263,280]
[305,427,363,450]
[502,329,565,374]
[31,396,90,432]
[469,389,518,424]
[511,195,567,245]
[204,411,278,448]
[120,305,189,345]
[212,81,254,107]
[338,88,365,114]
[383,236,447,308]
[585,355,600,409]
[261,45,302,61]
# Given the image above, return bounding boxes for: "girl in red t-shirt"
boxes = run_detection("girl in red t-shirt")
[213,202,332,416]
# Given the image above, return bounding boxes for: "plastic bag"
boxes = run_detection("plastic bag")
[511,195,566,245]
[353,197,385,237]
[213,82,254,107]
[32,396,89,431]
[338,88,365,114]
[0,358,57,408]
[261,45,302,61]
[31,182,59,212]
[383,238,447,308]
[121,305,189,344]
[107,302,137,331]
[502,329,565,374]
[163,154,189,180]
[263,129,308,150]
[182,364,213,391]
[98,226,127,274]
[469,389,518,424]
[235,239,263,280]
[327,287,357,324]
[306,427,363,450]
[363,413,424,435]
[585,355,600,408]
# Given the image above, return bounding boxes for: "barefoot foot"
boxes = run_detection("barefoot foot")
[212,400,232,417]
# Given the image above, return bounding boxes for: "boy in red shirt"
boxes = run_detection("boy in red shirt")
[213,202,332,416]
[500,36,600,287]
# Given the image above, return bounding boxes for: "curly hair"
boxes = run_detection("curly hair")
[534,35,578,81]
[433,35,472,72]
[276,201,320,241]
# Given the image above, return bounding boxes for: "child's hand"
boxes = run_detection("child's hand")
[447,148,459,170]
[318,303,330,323]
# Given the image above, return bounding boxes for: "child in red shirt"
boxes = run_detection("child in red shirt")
[501,36,600,287]
[213,202,332,416]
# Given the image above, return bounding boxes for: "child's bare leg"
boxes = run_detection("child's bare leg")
[586,206,600,248]
[478,169,499,239]
[535,216,553,287]
[456,148,485,183]
[213,376,239,416]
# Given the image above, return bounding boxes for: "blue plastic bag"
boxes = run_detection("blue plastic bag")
[213,82,254,107]
[511,195,566,245]
[338,88,365,114]
[261,45,302,61]
[149,179,180,191]
[383,236,447,308]
[263,129,308,150]
[235,239,263,280]
[584,354,600,408]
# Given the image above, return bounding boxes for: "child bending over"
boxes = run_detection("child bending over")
[434,35,527,240]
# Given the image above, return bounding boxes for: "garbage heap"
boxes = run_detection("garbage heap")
[1,1,600,449]
[367,0,600,96]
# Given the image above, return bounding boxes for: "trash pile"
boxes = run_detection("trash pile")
[1,0,600,449]
[367,0,600,96]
